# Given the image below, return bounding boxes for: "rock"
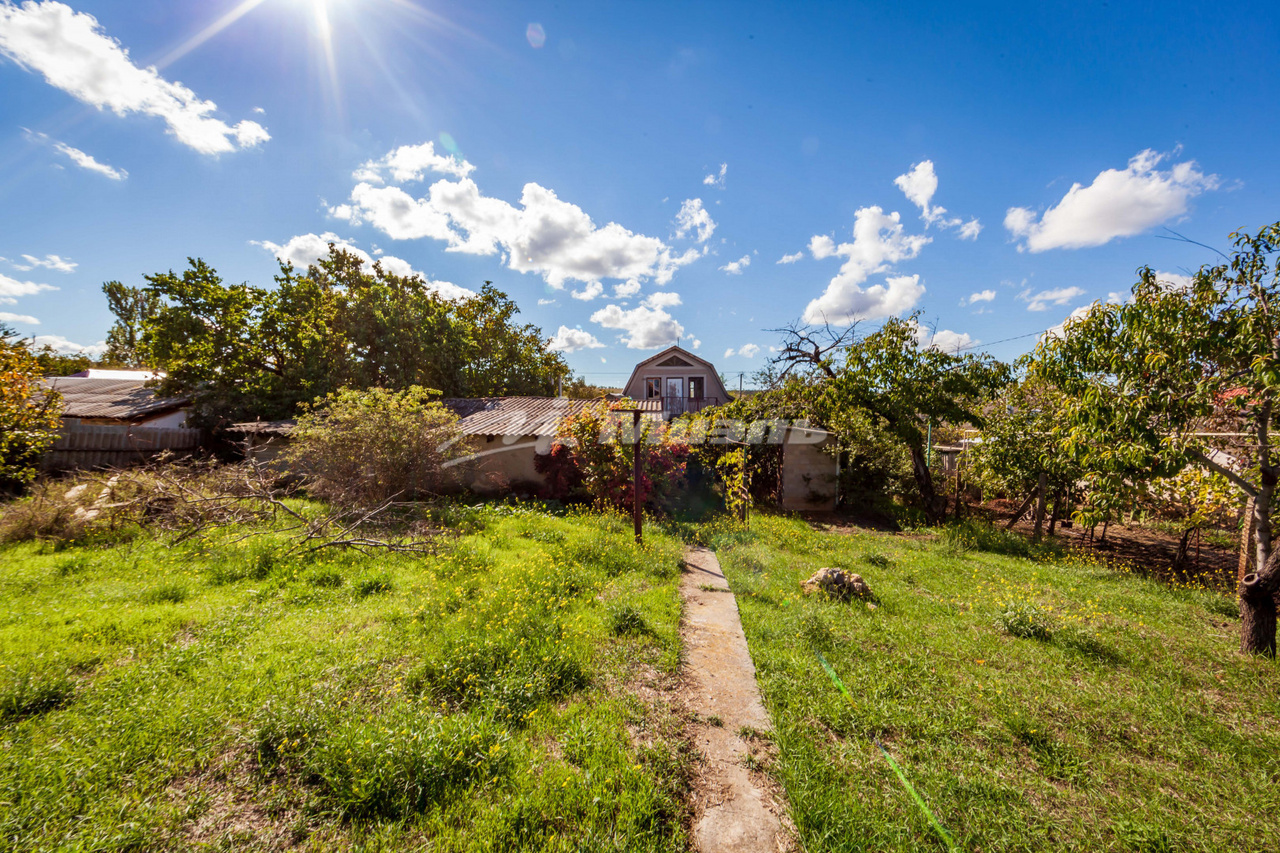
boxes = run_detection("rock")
[801,568,874,602]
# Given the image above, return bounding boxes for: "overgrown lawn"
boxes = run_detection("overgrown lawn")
[702,514,1280,852]
[0,503,690,850]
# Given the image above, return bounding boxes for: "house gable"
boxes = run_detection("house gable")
[621,345,731,407]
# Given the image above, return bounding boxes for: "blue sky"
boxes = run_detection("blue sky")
[1,0,1277,386]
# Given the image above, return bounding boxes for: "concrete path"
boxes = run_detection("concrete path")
[681,546,789,853]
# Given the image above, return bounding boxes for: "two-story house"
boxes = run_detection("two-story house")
[620,345,731,419]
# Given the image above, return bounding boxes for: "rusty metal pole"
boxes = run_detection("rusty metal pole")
[633,409,643,544]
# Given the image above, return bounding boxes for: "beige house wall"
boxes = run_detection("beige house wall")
[780,432,838,511]
[459,435,555,494]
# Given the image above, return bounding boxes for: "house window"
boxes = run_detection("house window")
[688,376,705,399]
[645,378,662,399]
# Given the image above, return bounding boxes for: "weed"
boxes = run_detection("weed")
[707,715,723,727]
[1199,592,1239,619]
[1005,716,1087,782]
[993,600,1056,640]
[306,567,344,588]
[942,519,1033,558]
[798,609,835,650]
[863,552,892,569]
[607,604,653,637]
[0,666,75,724]
[139,583,188,605]
[354,572,394,598]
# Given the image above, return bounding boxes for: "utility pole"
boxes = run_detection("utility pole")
[632,409,643,544]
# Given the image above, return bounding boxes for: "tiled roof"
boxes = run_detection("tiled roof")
[43,377,190,420]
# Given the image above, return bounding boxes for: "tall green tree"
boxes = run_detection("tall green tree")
[138,247,571,425]
[772,315,1008,523]
[102,281,160,366]
[1032,222,1280,655]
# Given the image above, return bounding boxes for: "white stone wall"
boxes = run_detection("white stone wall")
[781,434,838,511]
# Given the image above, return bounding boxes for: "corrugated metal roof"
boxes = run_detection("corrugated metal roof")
[43,377,190,420]
[226,398,646,438]
[441,397,603,436]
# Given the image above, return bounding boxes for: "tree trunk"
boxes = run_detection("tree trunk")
[1241,463,1276,655]
[1032,471,1048,542]
[1239,569,1277,657]
[1047,488,1063,537]
[909,442,945,525]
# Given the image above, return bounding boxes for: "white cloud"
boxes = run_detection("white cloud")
[720,254,751,275]
[688,337,701,350]
[352,141,474,184]
[702,162,727,188]
[643,291,682,309]
[537,298,557,306]
[777,251,804,264]
[32,333,105,356]
[965,289,996,305]
[894,160,945,225]
[571,281,603,301]
[674,198,716,243]
[1005,149,1219,252]
[0,272,56,304]
[53,140,126,179]
[333,163,699,289]
[24,128,125,180]
[0,2,269,155]
[1021,286,1086,311]
[1154,270,1194,291]
[724,343,761,359]
[958,218,982,240]
[252,232,473,301]
[802,206,930,324]
[0,311,39,324]
[548,325,604,352]
[11,253,76,273]
[590,303,683,349]
[894,160,984,237]
[613,280,641,298]
[809,235,837,259]
[916,327,976,353]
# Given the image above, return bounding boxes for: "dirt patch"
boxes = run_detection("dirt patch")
[166,745,309,850]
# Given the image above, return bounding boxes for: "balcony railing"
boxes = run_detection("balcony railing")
[654,395,723,416]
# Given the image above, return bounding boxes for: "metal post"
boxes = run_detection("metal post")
[632,410,642,544]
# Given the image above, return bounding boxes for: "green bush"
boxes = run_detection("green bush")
[286,386,470,507]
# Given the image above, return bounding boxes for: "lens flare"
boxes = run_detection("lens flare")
[526,22,546,48]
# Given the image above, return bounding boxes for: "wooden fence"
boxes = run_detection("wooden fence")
[42,419,205,470]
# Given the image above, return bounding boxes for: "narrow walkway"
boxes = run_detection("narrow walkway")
[681,546,789,853]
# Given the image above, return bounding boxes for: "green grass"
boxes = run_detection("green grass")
[0,503,691,850]
[701,514,1280,852]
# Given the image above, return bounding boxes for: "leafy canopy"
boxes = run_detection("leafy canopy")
[0,325,63,487]
[138,247,571,425]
